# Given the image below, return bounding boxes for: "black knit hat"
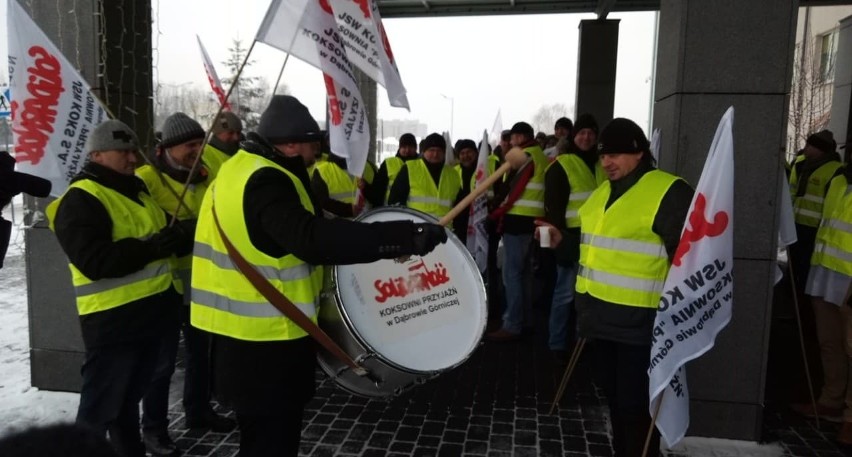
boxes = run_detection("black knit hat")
[420,133,446,152]
[455,139,477,153]
[806,130,836,155]
[597,118,649,155]
[555,117,573,131]
[159,113,205,149]
[510,122,535,139]
[86,119,140,153]
[258,95,321,144]
[573,113,599,136]
[399,133,417,148]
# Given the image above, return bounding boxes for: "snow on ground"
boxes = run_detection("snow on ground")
[0,197,78,437]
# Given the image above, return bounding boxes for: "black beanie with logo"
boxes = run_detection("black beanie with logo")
[597,118,649,155]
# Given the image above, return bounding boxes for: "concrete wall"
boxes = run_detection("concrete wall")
[828,15,852,145]
[653,0,798,441]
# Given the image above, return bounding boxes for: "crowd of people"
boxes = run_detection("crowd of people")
[9,89,847,457]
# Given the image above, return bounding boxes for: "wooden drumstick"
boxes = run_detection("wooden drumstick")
[437,147,529,227]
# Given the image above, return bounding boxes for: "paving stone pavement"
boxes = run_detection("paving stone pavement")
[162,330,852,457]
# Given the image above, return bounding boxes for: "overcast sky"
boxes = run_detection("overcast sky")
[2,0,658,142]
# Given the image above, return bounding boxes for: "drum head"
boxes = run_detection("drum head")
[333,207,487,373]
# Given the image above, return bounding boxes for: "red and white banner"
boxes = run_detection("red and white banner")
[256,0,370,177]
[466,130,490,273]
[7,0,107,197]
[327,0,409,109]
[197,35,231,111]
[648,107,735,448]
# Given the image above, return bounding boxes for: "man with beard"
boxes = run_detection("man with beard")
[452,138,479,243]
[137,113,234,456]
[368,132,419,206]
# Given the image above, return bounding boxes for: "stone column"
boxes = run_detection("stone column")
[575,19,619,126]
[25,0,153,392]
[652,0,798,441]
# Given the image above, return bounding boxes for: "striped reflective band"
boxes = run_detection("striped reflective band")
[815,243,852,263]
[579,266,664,293]
[565,210,578,219]
[329,191,354,200]
[802,194,825,204]
[193,242,312,282]
[582,233,666,258]
[824,218,852,234]
[794,208,822,219]
[191,288,316,318]
[408,196,451,207]
[75,260,170,296]
[568,191,592,202]
[513,199,545,209]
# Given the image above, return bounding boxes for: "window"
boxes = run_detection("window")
[818,31,838,83]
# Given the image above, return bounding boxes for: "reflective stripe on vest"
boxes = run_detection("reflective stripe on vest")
[406,159,461,222]
[575,170,680,308]
[792,160,843,227]
[555,154,606,228]
[190,150,323,342]
[811,177,852,276]
[46,179,174,315]
[315,161,357,204]
[507,145,548,217]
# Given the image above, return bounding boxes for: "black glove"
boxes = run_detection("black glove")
[411,223,448,256]
[148,225,187,258]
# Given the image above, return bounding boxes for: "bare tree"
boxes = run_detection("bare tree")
[531,103,572,134]
[787,29,836,159]
[221,39,275,131]
[154,83,217,129]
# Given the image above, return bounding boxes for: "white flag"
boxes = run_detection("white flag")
[489,110,503,150]
[256,0,370,176]
[7,0,108,197]
[776,161,797,284]
[443,131,456,167]
[648,107,735,448]
[197,35,231,111]
[466,130,490,272]
[650,128,661,162]
[326,0,409,109]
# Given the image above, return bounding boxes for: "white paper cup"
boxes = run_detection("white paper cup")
[538,225,551,248]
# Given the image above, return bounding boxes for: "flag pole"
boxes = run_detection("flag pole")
[173,39,259,226]
[642,392,664,457]
[548,337,586,415]
[786,248,821,429]
[271,10,305,95]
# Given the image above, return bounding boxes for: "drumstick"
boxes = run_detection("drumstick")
[437,147,529,227]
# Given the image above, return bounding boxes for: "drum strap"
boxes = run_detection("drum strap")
[211,202,372,378]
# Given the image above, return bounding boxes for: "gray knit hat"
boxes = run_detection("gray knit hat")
[257,95,321,144]
[86,119,140,154]
[159,112,205,148]
[211,111,243,134]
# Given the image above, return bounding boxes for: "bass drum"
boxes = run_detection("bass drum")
[318,207,487,397]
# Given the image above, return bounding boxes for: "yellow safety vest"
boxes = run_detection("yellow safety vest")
[506,145,547,217]
[136,164,210,295]
[46,179,174,316]
[406,159,461,222]
[362,160,377,184]
[384,156,405,202]
[454,164,476,191]
[488,154,500,176]
[314,161,357,204]
[791,160,843,227]
[811,175,852,276]
[552,154,606,228]
[190,150,323,341]
[202,143,230,180]
[575,170,681,308]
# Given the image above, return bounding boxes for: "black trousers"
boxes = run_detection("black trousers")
[76,340,159,457]
[212,334,316,457]
[142,307,214,432]
[593,339,661,457]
